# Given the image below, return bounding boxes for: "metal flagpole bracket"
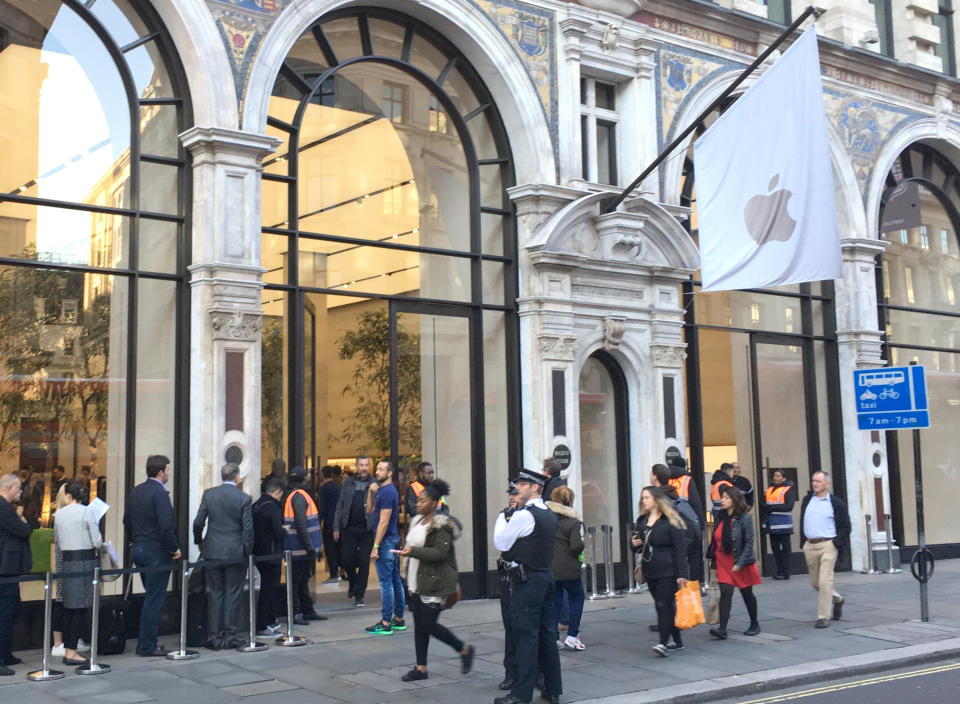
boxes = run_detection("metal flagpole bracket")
[276,550,307,646]
[239,554,268,652]
[167,559,200,660]
[602,4,827,215]
[76,565,111,674]
[27,572,65,681]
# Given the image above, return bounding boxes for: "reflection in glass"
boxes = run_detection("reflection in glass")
[484,311,509,569]
[261,288,289,473]
[579,356,621,556]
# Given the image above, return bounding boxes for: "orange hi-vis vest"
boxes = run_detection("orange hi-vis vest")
[764,485,793,533]
[410,480,445,509]
[711,479,733,512]
[282,489,322,557]
[668,475,692,500]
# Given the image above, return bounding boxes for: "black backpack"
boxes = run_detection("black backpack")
[674,497,700,532]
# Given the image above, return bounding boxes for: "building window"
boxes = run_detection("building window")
[765,0,792,25]
[870,0,895,58]
[921,227,930,249]
[428,96,448,133]
[580,77,619,185]
[901,229,909,245]
[905,266,916,303]
[382,82,405,123]
[751,303,760,324]
[784,306,794,333]
[883,260,891,300]
[943,229,951,252]
[947,276,956,306]
[934,0,957,76]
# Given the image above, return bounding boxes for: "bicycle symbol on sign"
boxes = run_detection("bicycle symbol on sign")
[879,388,900,400]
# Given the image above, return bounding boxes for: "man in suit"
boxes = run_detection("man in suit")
[193,463,253,650]
[0,473,32,676]
[123,454,180,657]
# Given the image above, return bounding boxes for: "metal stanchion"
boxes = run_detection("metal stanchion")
[76,565,110,674]
[167,559,199,660]
[602,525,623,598]
[587,527,606,601]
[625,522,643,593]
[884,514,902,574]
[240,554,268,652]
[28,572,64,681]
[275,551,306,646]
[862,515,880,575]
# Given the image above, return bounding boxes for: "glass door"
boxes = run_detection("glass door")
[750,335,819,577]
[390,302,482,590]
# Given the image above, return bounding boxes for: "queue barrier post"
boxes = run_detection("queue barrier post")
[587,526,606,601]
[275,550,306,647]
[240,554,268,652]
[27,572,64,681]
[167,558,199,660]
[602,525,623,599]
[76,565,110,674]
[884,514,902,574]
[862,515,880,575]
[625,522,643,594]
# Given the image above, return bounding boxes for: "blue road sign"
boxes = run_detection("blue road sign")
[854,365,930,430]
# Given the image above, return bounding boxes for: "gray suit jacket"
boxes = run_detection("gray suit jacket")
[193,482,253,562]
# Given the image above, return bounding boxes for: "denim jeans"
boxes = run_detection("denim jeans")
[374,537,405,624]
[131,543,173,655]
[553,578,585,639]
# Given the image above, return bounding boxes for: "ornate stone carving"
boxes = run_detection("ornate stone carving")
[539,335,578,361]
[600,24,620,52]
[651,343,687,368]
[211,311,261,341]
[603,316,627,351]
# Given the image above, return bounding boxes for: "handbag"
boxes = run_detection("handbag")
[633,537,651,585]
[705,582,720,625]
[674,580,705,630]
[187,557,206,594]
[443,584,462,610]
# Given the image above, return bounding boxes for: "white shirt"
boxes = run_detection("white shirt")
[803,494,837,539]
[493,497,547,551]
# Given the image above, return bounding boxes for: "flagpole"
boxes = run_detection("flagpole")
[602,5,825,215]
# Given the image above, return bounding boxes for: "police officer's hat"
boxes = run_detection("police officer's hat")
[515,467,548,486]
[507,480,518,495]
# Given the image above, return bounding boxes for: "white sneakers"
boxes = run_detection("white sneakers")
[52,639,89,656]
[77,639,90,652]
[563,635,586,651]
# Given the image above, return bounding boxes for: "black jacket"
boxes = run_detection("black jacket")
[634,514,689,581]
[546,502,584,581]
[662,485,703,582]
[733,475,754,507]
[542,475,566,503]
[0,495,32,576]
[709,512,756,568]
[123,478,179,554]
[799,491,851,552]
[284,481,317,558]
[333,474,374,533]
[253,493,284,557]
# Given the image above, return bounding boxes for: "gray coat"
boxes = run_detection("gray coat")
[193,483,253,562]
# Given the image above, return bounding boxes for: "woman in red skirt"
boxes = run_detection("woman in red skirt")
[707,485,761,639]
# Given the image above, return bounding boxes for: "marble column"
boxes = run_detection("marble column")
[181,126,280,547]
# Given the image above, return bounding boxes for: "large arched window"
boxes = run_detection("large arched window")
[878,143,960,550]
[0,0,191,571]
[260,9,517,592]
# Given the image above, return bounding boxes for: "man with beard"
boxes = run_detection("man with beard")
[334,456,375,607]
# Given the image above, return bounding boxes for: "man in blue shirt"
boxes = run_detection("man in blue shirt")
[365,460,406,635]
[123,455,180,657]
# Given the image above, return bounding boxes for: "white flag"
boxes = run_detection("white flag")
[693,26,842,292]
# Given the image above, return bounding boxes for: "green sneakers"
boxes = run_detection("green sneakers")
[365,621,394,635]
[391,618,407,631]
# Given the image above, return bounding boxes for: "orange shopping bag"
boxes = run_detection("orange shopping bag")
[674,580,705,630]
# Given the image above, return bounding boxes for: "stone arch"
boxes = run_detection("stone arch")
[659,69,866,239]
[241,0,555,185]
[865,119,960,237]
[150,0,238,128]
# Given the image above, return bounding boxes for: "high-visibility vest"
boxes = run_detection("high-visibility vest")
[282,489,322,557]
[711,479,733,512]
[764,485,793,533]
[410,480,445,510]
[668,475,692,501]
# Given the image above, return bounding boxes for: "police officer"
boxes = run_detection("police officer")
[497,481,520,691]
[493,468,562,704]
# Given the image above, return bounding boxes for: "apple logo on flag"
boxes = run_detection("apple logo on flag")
[744,174,797,245]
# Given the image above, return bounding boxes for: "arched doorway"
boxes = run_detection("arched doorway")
[258,9,518,594]
[578,351,631,571]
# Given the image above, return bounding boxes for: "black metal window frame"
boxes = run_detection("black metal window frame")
[876,143,960,555]
[0,0,193,560]
[262,8,520,596]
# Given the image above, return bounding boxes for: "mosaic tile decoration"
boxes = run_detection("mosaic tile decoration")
[206,0,287,103]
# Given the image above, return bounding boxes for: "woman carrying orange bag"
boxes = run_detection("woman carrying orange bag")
[674,580,705,630]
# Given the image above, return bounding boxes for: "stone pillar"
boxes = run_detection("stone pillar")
[835,236,890,571]
[181,127,280,545]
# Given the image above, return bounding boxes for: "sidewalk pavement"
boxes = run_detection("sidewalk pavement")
[3,559,960,703]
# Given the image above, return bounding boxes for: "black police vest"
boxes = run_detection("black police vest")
[510,504,558,571]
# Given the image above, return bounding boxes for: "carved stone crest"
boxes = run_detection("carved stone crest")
[603,316,627,351]
[211,311,262,341]
[650,343,686,368]
[539,335,578,361]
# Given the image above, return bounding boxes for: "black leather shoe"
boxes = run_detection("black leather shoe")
[541,694,560,704]
[494,696,525,704]
[832,597,844,621]
[2,656,22,665]
[774,574,787,580]
[63,657,89,666]
[461,644,474,674]
[401,667,428,682]
[0,665,14,677]
[304,612,328,621]
[648,624,659,631]
[744,623,761,636]
[139,646,168,657]
[498,677,515,691]
[709,627,728,640]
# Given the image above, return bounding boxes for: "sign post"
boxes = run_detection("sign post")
[853,363,931,621]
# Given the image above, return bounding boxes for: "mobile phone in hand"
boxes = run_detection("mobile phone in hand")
[389,549,403,554]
